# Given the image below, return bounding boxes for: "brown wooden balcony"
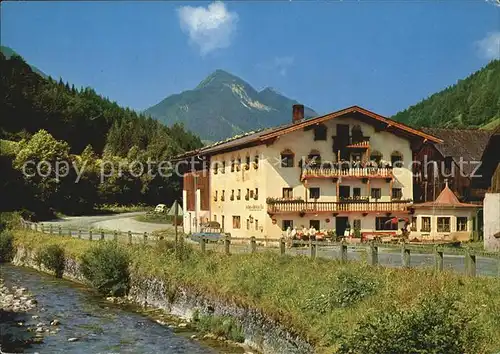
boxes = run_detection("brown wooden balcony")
[301,167,393,180]
[267,199,411,215]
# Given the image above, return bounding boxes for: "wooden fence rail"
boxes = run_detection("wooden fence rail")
[19,219,500,278]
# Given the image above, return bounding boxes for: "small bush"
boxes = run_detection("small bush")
[0,232,15,262]
[193,313,245,343]
[156,238,193,261]
[35,244,65,278]
[338,293,483,354]
[0,212,22,232]
[303,270,378,313]
[80,242,130,296]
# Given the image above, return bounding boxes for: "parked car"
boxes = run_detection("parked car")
[190,221,225,243]
[154,204,167,213]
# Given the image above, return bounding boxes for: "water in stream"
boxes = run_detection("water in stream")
[1,264,220,354]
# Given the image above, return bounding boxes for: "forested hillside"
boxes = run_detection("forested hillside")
[393,60,500,129]
[0,52,201,157]
[0,52,203,219]
[1,45,47,78]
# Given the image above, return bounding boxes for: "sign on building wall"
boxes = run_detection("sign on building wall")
[246,204,264,211]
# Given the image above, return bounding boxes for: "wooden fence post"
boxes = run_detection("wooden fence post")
[497,254,500,278]
[434,246,444,272]
[40,223,44,233]
[143,232,147,244]
[89,230,93,241]
[309,238,316,259]
[401,242,411,268]
[100,230,104,241]
[280,237,286,255]
[250,236,257,253]
[224,235,231,255]
[50,224,53,235]
[113,231,118,242]
[58,225,61,236]
[128,231,132,245]
[78,229,82,239]
[200,237,206,253]
[465,249,476,277]
[34,223,38,232]
[68,228,72,238]
[174,202,179,253]
[340,240,348,263]
[369,241,378,266]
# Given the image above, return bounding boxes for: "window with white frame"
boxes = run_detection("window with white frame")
[421,217,431,232]
[457,217,468,231]
[437,217,450,232]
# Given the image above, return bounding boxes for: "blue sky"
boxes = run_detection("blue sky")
[1,1,499,116]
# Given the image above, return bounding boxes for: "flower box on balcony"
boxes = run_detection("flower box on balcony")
[245,195,249,201]
[230,196,234,201]
[339,197,369,202]
[266,197,304,204]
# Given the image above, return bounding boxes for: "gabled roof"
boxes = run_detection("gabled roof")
[414,182,480,209]
[176,105,442,159]
[479,125,500,162]
[421,127,492,160]
[420,128,492,176]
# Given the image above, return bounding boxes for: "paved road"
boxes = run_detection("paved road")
[293,246,499,277]
[42,212,175,234]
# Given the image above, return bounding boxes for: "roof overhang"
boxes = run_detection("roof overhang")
[175,105,443,160]
[258,106,443,144]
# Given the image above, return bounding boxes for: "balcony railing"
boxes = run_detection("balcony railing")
[267,200,411,214]
[301,167,393,180]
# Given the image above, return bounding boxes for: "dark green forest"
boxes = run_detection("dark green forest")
[0,52,203,219]
[392,60,500,129]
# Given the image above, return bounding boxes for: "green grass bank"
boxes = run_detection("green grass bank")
[9,230,500,353]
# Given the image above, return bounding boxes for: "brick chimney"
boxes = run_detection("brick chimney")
[292,104,304,123]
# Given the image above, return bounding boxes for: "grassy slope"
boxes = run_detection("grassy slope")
[12,230,500,353]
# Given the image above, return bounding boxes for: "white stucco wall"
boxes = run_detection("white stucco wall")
[189,114,416,240]
[411,208,475,241]
[484,193,500,251]
[209,145,268,238]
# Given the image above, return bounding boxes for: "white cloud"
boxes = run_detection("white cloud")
[257,56,295,76]
[475,32,500,60]
[177,1,238,56]
[485,0,500,7]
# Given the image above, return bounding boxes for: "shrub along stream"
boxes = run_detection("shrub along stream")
[8,230,500,354]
